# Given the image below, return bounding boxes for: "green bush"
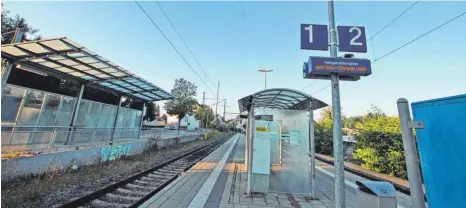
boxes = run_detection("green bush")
[315,123,333,155]
[352,111,408,179]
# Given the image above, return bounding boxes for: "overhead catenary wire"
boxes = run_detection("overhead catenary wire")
[134,1,216,97]
[156,1,217,90]
[368,1,420,41]
[374,11,466,63]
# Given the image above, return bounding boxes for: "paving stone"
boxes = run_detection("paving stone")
[251,201,266,206]
[310,205,326,208]
[219,203,234,208]
[322,203,334,208]
[233,204,249,208]
[309,200,323,205]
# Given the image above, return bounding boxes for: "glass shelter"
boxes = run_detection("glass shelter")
[238,88,327,197]
[1,37,173,152]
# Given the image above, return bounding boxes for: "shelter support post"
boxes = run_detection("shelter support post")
[397,98,426,208]
[245,112,251,166]
[247,105,255,196]
[111,96,122,141]
[309,104,316,199]
[137,103,147,140]
[65,84,85,145]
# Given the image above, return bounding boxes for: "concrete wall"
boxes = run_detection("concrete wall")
[1,133,203,182]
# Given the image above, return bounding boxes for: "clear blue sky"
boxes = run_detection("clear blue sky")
[4,1,466,119]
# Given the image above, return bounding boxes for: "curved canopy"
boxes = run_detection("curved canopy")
[1,37,173,102]
[238,88,328,113]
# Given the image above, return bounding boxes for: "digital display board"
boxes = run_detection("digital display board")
[305,56,371,77]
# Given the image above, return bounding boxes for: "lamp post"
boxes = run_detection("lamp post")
[258,69,273,89]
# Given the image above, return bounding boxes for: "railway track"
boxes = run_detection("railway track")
[59,133,234,208]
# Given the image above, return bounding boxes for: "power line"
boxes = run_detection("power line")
[301,80,316,91]
[156,1,217,90]
[368,1,419,41]
[311,84,331,96]
[134,1,216,97]
[374,11,466,63]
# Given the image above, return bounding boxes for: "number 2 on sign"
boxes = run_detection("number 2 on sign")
[349,27,362,46]
[305,25,313,43]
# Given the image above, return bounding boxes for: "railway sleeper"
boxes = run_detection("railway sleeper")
[102,193,140,204]
[133,179,155,186]
[90,199,131,208]
[115,188,148,197]
[140,176,157,182]
[126,183,157,191]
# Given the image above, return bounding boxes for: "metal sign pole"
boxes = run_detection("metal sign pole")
[397,98,426,208]
[328,0,346,207]
[309,104,316,199]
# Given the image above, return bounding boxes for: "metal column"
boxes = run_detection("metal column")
[65,84,85,145]
[215,81,220,122]
[397,98,426,208]
[328,0,345,207]
[247,106,255,195]
[2,29,24,91]
[111,96,123,141]
[309,104,316,199]
[245,112,250,166]
[137,103,147,140]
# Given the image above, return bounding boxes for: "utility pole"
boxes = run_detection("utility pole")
[328,0,345,207]
[223,99,227,121]
[202,92,206,130]
[215,81,220,122]
[2,28,24,91]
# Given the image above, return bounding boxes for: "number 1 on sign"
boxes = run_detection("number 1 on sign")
[305,25,313,43]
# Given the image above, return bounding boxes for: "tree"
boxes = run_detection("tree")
[352,106,407,179]
[161,114,168,123]
[1,4,42,44]
[194,105,215,128]
[318,106,333,129]
[155,104,161,119]
[163,78,198,134]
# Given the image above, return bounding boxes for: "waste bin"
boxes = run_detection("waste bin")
[356,181,397,208]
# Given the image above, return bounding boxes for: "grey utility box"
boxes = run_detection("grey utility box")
[356,181,397,208]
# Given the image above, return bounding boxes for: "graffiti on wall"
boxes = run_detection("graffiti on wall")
[100,144,132,162]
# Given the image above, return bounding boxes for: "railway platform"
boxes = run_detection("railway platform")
[139,134,345,208]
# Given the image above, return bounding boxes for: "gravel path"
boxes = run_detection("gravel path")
[1,134,232,208]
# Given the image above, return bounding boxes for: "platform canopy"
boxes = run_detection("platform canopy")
[238,88,328,113]
[1,37,173,102]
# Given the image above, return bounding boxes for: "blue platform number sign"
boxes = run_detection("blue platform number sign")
[300,24,329,51]
[337,26,367,53]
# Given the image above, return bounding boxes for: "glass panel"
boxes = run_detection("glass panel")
[134,110,142,128]
[97,104,110,128]
[56,96,76,126]
[1,85,26,122]
[17,90,45,127]
[36,93,62,127]
[106,106,117,128]
[75,99,91,127]
[85,101,101,127]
